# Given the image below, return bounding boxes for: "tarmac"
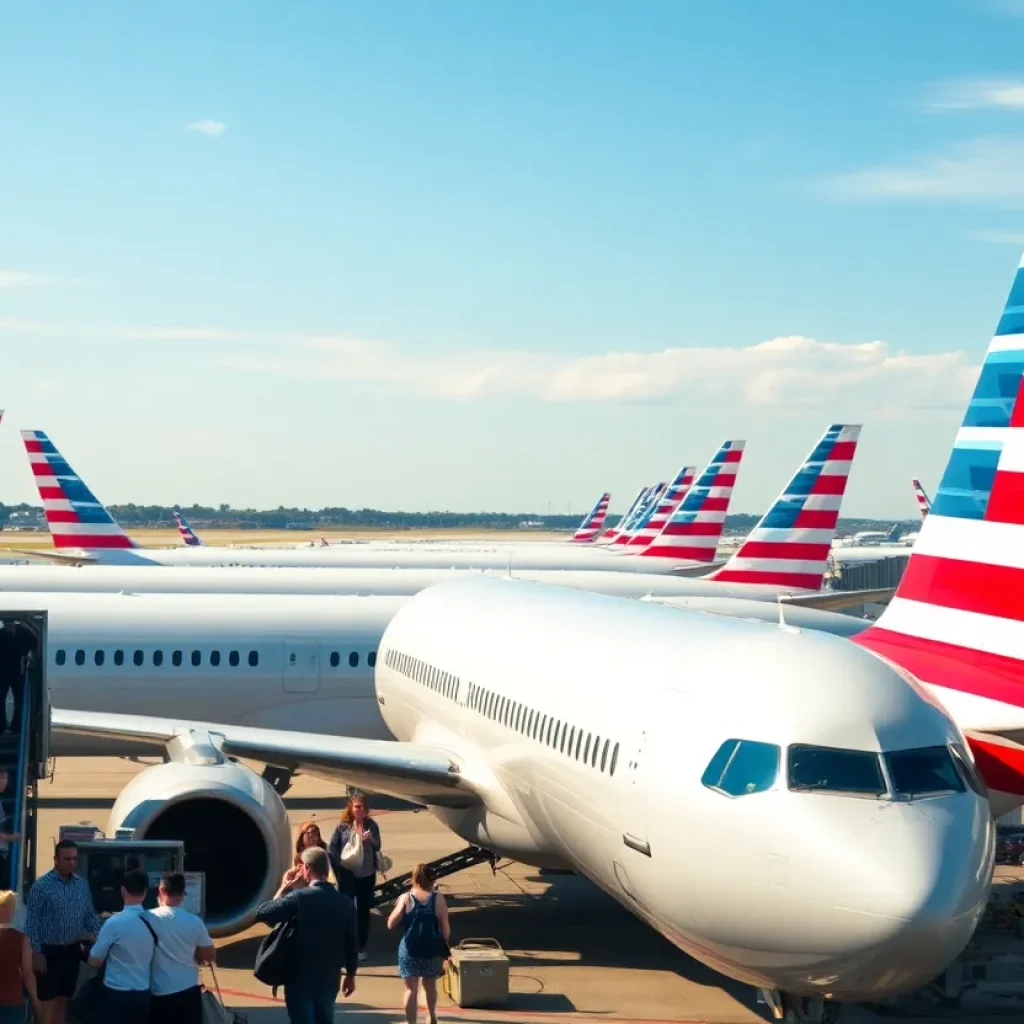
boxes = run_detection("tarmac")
[30,757,1019,1023]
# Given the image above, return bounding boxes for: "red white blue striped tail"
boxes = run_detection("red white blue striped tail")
[596,486,647,544]
[911,478,931,519]
[623,465,696,550]
[613,482,667,545]
[854,252,1024,801]
[640,441,745,561]
[705,424,861,590]
[173,510,204,547]
[21,430,138,550]
[570,492,611,543]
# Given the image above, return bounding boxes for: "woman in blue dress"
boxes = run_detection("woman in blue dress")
[387,863,451,1024]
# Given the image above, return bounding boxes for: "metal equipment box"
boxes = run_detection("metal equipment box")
[71,839,185,915]
[443,938,509,1008]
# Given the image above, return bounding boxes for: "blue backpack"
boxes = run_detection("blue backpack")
[403,892,448,959]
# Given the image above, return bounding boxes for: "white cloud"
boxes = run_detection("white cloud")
[822,137,1024,201]
[216,333,979,415]
[921,78,1024,112]
[186,120,226,138]
[121,326,245,341]
[0,270,46,288]
[968,229,1024,245]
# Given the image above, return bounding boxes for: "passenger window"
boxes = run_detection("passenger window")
[191,650,201,667]
[592,736,600,768]
[229,651,239,667]
[575,730,583,761]
[133,650,144,667]
[172,650,182,667]
[114,650,124,666]
[349,652,359,668]
[330,652,340,668]
[610,742,619,775]
[583,733,591,764]
[368,652,377,668]
[561,726,570,754]
[153,650,163,667]
[74,649,85,667]
[94,650,105,667]
[601,738,609,772]
[249,650,259,667]
[704,739,779,797]
[55,650,66,666]
[210,650,221,667]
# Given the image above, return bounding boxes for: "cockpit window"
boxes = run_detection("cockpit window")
[702,739,779,797]
[788,745,886,797]
[884,745,965,799]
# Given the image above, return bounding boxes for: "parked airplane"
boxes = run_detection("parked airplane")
[569,492,611,543]
[49,576,993,1021]
[912,477,931,518]
[595,485,648,544]
[18,431,746,573]
[173,510,203,546]
[620,465,695,549]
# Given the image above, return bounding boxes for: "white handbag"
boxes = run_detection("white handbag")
[340,829,364,870]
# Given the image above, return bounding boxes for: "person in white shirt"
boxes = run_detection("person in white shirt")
[87,869,156,1024]
[148,871,215,1024]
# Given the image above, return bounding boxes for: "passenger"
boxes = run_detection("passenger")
[255,846,358,1024]
[26,840,100,1024]
[0,891,41,1024]
[0,621,32,737]
[329,794,382,962]
[0,770,21,890]
[387,863,451,1024]
[280,821,332,892]
[149,871,216,1024]
[87,869,157,1024]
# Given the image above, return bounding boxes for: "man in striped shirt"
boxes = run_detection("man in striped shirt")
[25,840,100,1024]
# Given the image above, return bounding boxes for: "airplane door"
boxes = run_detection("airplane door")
[283,641,320,694]
[621,728,650,857]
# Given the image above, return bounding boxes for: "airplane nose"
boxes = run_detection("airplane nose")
[817,797,994,999]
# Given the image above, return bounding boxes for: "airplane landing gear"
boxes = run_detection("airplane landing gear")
[759,990,842,1024]
[261,765,294,796]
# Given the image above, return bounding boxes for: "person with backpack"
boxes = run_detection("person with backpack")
[386,864,451,1024]
[85,869,158,1024]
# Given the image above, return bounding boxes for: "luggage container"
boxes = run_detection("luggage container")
[443,938,509,1008]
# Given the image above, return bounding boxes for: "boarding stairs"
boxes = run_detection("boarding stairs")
[372,845,499,907]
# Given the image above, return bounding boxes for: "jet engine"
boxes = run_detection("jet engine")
[105,731,292,937]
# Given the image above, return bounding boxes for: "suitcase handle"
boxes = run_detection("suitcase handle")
[456,937,504,952]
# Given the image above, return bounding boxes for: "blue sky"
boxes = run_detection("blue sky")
[2,0,1024,517]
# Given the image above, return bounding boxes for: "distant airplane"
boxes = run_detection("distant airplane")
[621,465,695,550]
[912,477,931,518]
[172,510,203,547]
[568,491,611,543]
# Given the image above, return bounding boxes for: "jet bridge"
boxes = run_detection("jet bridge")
[0,611,49,894]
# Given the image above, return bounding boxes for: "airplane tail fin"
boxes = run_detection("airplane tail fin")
[613,482,666,545]
[854,251,1024,751]
[173,509,203,546]
[705,424,861,589]
[569,492,611,543]
[640,441,745,561]
[596,486,647,544]
[623,465,696,549]
[21,430,138,551]
[912,477,932,519]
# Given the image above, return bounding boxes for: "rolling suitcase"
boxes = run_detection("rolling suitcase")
[443,938,509,1008]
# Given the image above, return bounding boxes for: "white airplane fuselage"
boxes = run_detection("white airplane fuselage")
[0,564,817,603]
[372,578,994,1001]
[1,592,404,755]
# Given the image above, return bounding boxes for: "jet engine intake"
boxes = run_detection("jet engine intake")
[106,754,292,937]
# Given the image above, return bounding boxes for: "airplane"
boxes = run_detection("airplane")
[620,464,695,549]
[595,485,648,544]
[47,576,993,1022]
[173,510,203,547]
[912,478,931,518]
[18,430,747,574]
[568,492,611,543]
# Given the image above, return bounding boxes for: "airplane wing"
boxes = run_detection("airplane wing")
[5,548,98,566]
[780,587,896,612]
[51,708,480,809]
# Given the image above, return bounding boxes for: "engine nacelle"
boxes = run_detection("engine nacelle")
[107,752,291,937]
